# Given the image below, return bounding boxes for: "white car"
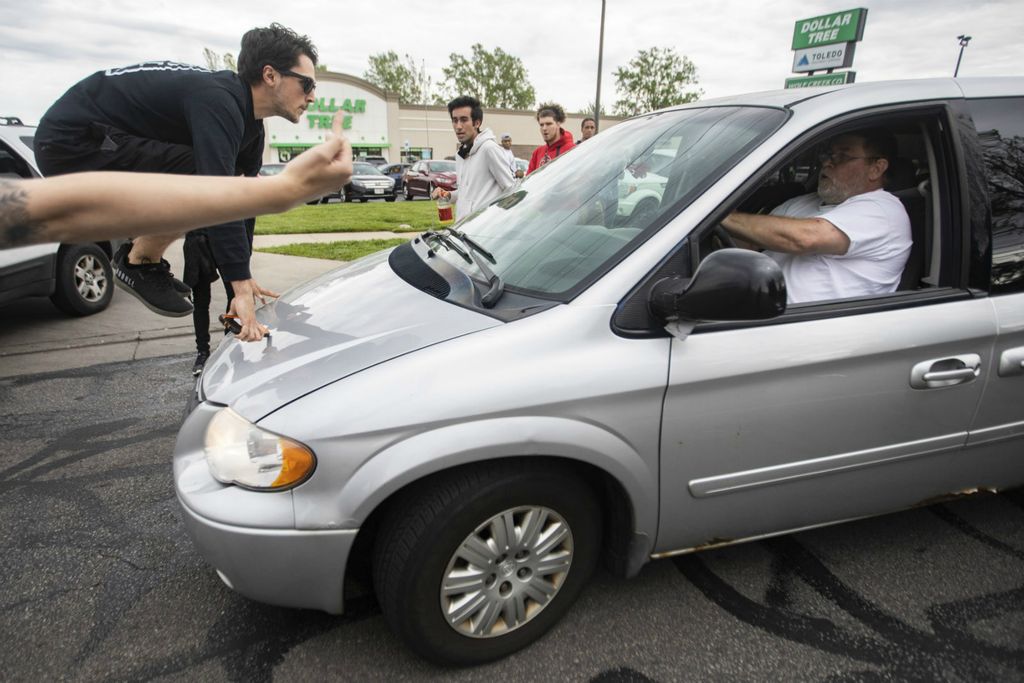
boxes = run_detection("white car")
[616,150,675,223]
[0,118,118,316]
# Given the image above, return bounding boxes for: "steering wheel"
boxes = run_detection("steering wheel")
[710,224,736,250]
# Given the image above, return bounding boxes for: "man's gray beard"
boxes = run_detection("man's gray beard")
[817,184,844,205]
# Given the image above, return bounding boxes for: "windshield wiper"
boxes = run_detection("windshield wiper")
[426,228,504,308]
[422,230,470,263]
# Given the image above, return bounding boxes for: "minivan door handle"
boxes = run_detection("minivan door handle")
[910,354,981,389]
[998,346,1024,377]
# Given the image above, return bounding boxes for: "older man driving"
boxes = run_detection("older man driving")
[721,129,911,304]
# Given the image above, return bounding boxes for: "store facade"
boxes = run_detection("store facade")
[263,70,620,165]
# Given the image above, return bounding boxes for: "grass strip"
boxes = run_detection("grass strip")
[255,239,408,262]
[256,201,438,234]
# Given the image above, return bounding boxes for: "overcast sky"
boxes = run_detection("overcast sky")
[2,0,1022,124]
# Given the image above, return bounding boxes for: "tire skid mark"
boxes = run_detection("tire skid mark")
[674,552,892,666]
[107,594,381,683]
[591,667,659,682]
[0,417,141,480]
[927,586,1024,656]
[676,537,1024,680]
[929,504,1024,562]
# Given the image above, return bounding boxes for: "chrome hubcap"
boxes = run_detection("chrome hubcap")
[74,255,107,302]
[441,506,573,638]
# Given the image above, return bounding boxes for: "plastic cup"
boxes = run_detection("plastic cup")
[437,197,454,226]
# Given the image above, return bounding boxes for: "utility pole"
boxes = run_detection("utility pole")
[954,35,972,77]
[594,0,606,129]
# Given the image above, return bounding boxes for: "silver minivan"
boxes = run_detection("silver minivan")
[174,78,1024,664]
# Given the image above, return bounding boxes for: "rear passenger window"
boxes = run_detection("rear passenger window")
[966,97,1024,294]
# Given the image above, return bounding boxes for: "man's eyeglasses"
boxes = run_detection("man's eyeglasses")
[278,68,316,95]
[818,151,879,166]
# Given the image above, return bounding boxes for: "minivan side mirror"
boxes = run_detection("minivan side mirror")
[649,248,787,325]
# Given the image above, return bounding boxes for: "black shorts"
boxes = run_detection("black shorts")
[34,122,195,177]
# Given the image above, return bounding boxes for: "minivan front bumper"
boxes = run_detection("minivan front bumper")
[177,497,356,614]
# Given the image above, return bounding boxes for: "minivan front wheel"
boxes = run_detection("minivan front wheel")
[372,462,601,665]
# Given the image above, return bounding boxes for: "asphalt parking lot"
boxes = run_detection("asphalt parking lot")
[0,352,1022,681]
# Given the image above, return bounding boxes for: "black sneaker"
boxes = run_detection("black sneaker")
[192,350,210,377]
[113,243,194,317]
[168,267,192,298]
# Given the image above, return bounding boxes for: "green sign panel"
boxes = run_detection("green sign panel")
[792,8,867,50]
[785,71,856,89]
[304,98,367,130]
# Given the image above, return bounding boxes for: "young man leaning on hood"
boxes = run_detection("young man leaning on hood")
[432,96,515,219]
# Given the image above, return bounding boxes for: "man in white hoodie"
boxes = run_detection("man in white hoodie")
[432,96,515,219]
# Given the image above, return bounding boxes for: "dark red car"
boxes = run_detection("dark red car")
[402,159,457,200]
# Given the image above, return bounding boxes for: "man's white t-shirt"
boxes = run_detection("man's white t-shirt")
[766,189,912,304]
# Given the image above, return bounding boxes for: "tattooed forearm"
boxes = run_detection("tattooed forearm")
[0,178,52,248]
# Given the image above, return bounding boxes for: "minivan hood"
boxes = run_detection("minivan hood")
[201,250,499,422]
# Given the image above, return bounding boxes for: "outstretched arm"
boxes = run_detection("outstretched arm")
[0,116,352,250]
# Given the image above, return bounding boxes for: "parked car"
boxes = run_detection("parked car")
[0,118,119,316]
[175,78,1024,665]
[514,157,528,178]
[617,169,667,223]
[403,159,457,200]
[344,161,396,202]
[357,155,387,166]
[258,163,286,176]
[379,162,411,192]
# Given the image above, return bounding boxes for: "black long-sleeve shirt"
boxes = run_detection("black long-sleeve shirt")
[36,62,265,281]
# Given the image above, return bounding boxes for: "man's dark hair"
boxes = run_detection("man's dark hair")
[536,102,566,123]
[581,117,596,128]
[447,96,483,124]
[854,128,898,164]
[237,23,318,86]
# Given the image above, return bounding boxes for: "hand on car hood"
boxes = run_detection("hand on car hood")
[200,250,499,422]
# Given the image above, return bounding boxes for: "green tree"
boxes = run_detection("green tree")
[612,47,702,117]
[364,51,434,105]
[202,48,236,72]
[439,44,535,110]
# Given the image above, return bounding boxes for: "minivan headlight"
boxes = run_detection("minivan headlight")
[204,408,316,491]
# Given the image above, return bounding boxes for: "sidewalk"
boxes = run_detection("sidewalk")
[0,232,415,378]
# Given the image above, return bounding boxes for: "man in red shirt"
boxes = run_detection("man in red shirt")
[527,103,575,174]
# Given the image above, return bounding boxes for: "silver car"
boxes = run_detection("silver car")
[174,77,1024,664]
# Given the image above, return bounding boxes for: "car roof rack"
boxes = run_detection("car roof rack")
[1,116,25,126]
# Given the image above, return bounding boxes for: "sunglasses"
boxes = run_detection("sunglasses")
[817,151,879,166]
[278,68,316,95]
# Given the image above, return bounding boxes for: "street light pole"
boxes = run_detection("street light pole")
[594,0,606,129]
[954,34,972,78]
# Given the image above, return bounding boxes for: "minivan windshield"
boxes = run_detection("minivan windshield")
[435,106,786,297]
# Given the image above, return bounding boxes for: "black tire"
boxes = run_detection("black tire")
[306,199,320,206]
[373,461,601,665]
[385,196,397,203]
[50,244,114,316]
[359,198,368,203]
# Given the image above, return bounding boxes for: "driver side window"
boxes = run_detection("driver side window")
[694,112,952,307]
